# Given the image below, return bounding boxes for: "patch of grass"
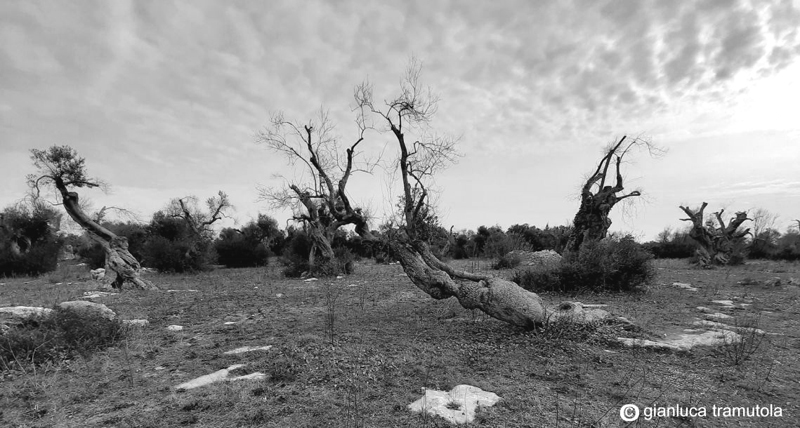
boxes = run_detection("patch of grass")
[1,306,125,371]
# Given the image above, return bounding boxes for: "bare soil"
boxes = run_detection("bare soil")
[1,258,799,427]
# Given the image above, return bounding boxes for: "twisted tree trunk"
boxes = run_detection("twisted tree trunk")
[55,179,157,290]
[680,203,751,266]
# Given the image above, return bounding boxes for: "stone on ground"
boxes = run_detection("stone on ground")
[166,325,184,331]
[175,364,265,390]
[408,385,501,424]
[0,306,54,320]
[224,345,273,355]
[90,268,105,280]
[58,301,117,320]
[506,250,562,270]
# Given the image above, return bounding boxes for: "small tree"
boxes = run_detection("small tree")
[28,146,157,289]
[566,136,660,253]
[257,109,374,276]
[680,202,751,266]
[0,202,63,276]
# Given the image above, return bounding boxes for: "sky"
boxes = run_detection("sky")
[2,0,799,241]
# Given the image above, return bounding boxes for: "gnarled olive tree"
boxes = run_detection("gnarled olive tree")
[680,202,751,266]
[28,146,157,290]
[354,60,606,328]
[257,109,374,275]
[566,136,660,253]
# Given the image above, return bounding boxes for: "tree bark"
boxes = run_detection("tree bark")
[55,179,157,290]
[680,203,750,266]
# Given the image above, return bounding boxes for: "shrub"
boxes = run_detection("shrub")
[492,252,522,269]
[0,203,63,277]
[513,235,655,292]
[142,236,212,273]
[281,231,313,277]
[214,229,269,268]
[76,240,106,269]
[1,306,125,370]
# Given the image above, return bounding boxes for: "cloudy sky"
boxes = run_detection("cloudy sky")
[2,0,799,240]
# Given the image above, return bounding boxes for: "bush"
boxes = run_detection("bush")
[214,229,269,268]
[492,252,522,269]
[0,238,63,277]
[513,235,655,292]
[142,236,212,273]
[0,203,63,277]
[76,241,107,269]
[280,230,356,277]
[1,307,125,370]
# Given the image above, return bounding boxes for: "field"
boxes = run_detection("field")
[1,258,799,427]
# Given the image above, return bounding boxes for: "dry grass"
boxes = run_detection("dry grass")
[0,258,798,427]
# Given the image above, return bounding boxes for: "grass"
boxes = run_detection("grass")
[0,258,799,426]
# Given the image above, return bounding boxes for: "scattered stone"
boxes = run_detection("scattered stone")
[673,282,698,291]
[787,277,800,286]
[275,293,283,298]
[224,345,273,355]
[58,301,116,320]
[619,329,740,351]
[547,301,610,324]
[703,312,733,321]
[0,306,54,319]
[176,364,245,390]
[408,385,501,424]
[336,276,343,279]
[764,277,782,287]
[223,321,237,325]
[175,364,265,390]
[155,366,166,371]
[123,319,149,327]
[506,250,562,270]
[166,289,199,293]
[82,291,117,300]
[90,268,106,280]
[167,325,184,331]
[303,278,318,282]
[711,300,735,306]
[692,320,765,335]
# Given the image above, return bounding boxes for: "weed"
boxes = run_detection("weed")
[718,315,767,366]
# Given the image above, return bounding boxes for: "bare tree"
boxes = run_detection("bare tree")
[680,202,751,266]
[566,136,660,253]
[353,59,602,328]
[161,191,232,261]
[256,109,374,275]
[28,146,157,290]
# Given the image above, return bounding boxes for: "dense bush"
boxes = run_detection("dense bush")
[1,306,125,370]
[142,236,212,273]
[0,203,63,277]
[141,212,214,273]
[280,228,357,277]
[642,227,697,259]
[513,235,655,292]
[214,228,270,268]
[492,252,522,269]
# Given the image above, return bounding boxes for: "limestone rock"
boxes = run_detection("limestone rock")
[58,301,117,320]
[506,250,562,270]
[408,385,501,424]
[90,268,106,280]
[0,306,54,320]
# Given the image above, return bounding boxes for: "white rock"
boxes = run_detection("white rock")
[82,291,117,299]
[0,306,54,319]
[275,293,283,298]
[175,364,246,390]
[692,320,765,334]
[166,325,184,331]
[673,282,698,291]
[123,319,149,327]
[58,301,116,320]
[229,372,266,381]
[223,321,237,325]
[347,284,359,287]
[224,345,273,355]
[303,278,318,282]
[90,268,106,280]
[711,300,735,306]
[175,364,265,390]
[619,329,741,351]
[703,312,733,321]
[408,385,501,424]
[166,289,199,293]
